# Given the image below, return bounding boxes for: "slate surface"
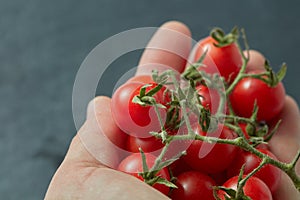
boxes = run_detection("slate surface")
[1,0,299,199]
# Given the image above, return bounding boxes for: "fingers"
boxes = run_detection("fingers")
[269,96,300,165]
[244,50,265,71]
[273,172,300,200]
[64,96,126,169]
[268,96,300,199]
[137,21,191,75]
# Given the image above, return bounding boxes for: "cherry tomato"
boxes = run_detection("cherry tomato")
[218,176,272,200]
[197,84,227,114]
[226,148,281,193]
[168,158,191,177]
[183,124,238,173]
[194,36,242,82]
[117,153,170,195]
[171,171,216,200]
[129,82,170,128]
[230,70,286,122]
[111,82,143,134]
[209,170,228,186]
[112,82,170,137]
[126,135,164,153]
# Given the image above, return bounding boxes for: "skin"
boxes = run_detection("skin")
[45,21,300,200]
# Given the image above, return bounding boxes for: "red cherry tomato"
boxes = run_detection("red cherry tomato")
[111,82,143,133]
[194,36,242,82]
[117,153,170,195]
[168,158,191,177]
[126,135,164,153]
[183,124,238,173]
[197,84,227,114]
[129,83,170,126]
[226,148,281,193]
[218,176,272,200]
[230,70,286,122]
[209,170,228,186]
[112,82,170,137]
[171,171,216,200]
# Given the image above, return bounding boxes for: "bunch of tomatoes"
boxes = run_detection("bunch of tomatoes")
[108,27,287,199]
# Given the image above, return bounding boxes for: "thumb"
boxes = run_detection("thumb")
[65,96,128,169]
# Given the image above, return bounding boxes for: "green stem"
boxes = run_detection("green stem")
[226,37,249,95]
[153,103,165,132]
[151,142,170,172]
[170,71,194,135]
[170,130,300,192]
[236,158,267,198]
[215,87,226,118]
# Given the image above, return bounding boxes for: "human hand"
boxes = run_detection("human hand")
[44,21,300,200]
[44,21,190,200]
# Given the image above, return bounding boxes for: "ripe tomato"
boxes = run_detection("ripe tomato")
[168,158,191,177]
[111,82,170,137]
[197,84,227,114]
[170,171,216,200]
[183,124,238,173]
[226,148,281,193]
[194,36,242,82]
[117,153,170,195]
[230,70,286,122]
[218,176,272,200]
[129,82,170,126]
[126,135,164,153]
[209,170,228,186]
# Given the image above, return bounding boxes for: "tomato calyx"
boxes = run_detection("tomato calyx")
[132,83,166,107]
[137,149,179,189]
[213,186,251,200]
[210,27,239,48]
[263,60,287,87]
[237,61,287,88]
[214,170,256,200]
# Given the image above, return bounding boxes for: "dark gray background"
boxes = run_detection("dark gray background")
[1,0,299,199]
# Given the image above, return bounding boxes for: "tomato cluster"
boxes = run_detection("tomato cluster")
[109,28,286,199]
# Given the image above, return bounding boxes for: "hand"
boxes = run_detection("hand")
[44,21,300,200]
